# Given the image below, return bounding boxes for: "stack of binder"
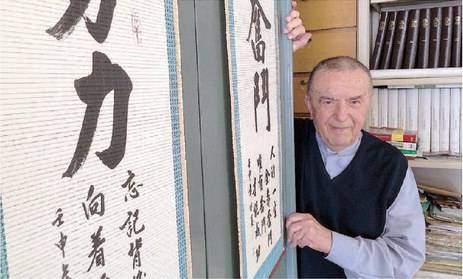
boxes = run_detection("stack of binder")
[368,87,462,156]
[419,184,462,276]
[371,3,462,69]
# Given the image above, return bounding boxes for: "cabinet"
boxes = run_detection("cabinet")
[293,0,357,114]
[294,0,356,73]
[357,0,462,173]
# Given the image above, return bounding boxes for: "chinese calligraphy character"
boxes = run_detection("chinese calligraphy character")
[120,209,145,237]
[128,237,143,269]
[133,270,146,279]
[55,232,68,258]
[256,154,262,171]
[63,51,133,178]
[253,68,270,132]
[255,244,261,263]
[131,13,142,45]
[87,226,106,272]
[52,208,64,227]
[61,263,71,279]
[122,170,143,202]
[258,174,263,191]
[267,209,272,227]
[246,0,271,63]
[82,185,105,220]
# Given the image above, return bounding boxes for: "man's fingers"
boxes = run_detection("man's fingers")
[285,9,300,23]
[292,32,312,52]
[288,25,305,40]
[292,230,305,246]
[287,219,305,235]
[286,218,306,245]
[286,213,310,227]
[289,229,304,248]
[285,18,303,35]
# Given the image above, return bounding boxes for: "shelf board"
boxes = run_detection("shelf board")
[373,76,462,86]
[370,0,400,3]
[371,68,463,86]
[409,157,462,169]
[371,0,461,9]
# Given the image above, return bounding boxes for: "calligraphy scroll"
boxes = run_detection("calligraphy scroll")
[225,0,284,277]
[0,0,191,277]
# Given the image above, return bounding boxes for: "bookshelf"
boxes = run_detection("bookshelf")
[358,0,463,170]
[359,4,462,277]
[409,157,462,169]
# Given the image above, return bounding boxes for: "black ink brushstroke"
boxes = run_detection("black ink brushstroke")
[83,0,117,43]
[253,72,260,133]
[252,40,266,63]
[46,0,91,40]
[260,68,270,132]
[246,0,271,43]
[94,60,132,169]
[63,51,132,178]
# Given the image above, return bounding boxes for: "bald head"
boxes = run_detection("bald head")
[307,56,372,97]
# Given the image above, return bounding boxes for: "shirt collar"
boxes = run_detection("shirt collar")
[315,131,362,161]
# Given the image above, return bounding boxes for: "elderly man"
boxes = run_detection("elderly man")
[286,56,425,278]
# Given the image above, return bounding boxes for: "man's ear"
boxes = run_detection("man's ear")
[304,94,313,118]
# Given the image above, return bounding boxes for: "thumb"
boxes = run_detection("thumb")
[293,32,312,52]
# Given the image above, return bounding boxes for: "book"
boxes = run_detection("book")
[406,88,419,132]
[439,6,454,67]
[403,9,421,69]
[378,88,389,127]
[369,88,379,128]
[431,88,440,153]
[388,141,417,150]
[400,149,418,156]
[388,88,399,128]
[439,88,451,153]
[369,127,404,134]
[390,10,409,69]
[380,11,398,69]
[370,132,417,143]
[418,88,432,153]
[398,89,407,130]
[417,8,431,68]
[371,11,389,70]
[451,5,462,67]
[450,88,461,155]
[428,7,442,68]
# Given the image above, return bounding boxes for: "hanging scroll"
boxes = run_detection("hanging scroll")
[0,0,191,278]
[225,0,284,277]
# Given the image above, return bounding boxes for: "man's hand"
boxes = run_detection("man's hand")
[284,0,311,52]
[286,212,332,254]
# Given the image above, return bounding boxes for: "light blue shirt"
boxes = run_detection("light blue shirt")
[315,132,426,278]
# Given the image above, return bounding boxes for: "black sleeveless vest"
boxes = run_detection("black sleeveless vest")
[294,119,408,278]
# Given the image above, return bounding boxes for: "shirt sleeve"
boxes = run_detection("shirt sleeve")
[325,167,426,278]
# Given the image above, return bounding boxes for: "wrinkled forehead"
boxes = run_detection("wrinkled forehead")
[311,69,372,98]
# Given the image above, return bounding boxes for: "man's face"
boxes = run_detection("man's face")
[305,69,371,152]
